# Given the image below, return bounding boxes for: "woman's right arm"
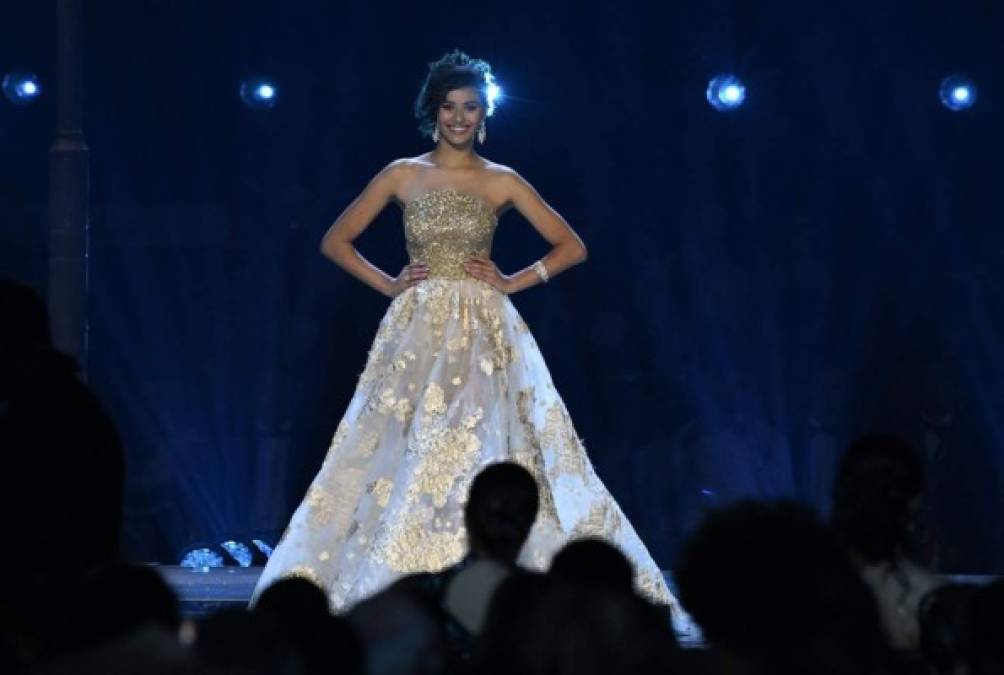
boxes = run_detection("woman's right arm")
[320,161,427,298]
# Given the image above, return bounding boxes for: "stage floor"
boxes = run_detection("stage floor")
[155,566,688,616]
[156,565,703,643]
[155,565,996,648]
[157,565,261,616]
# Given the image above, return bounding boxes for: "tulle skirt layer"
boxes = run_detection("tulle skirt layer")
[253,279,675,609]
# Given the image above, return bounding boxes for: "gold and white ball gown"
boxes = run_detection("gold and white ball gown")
[253,189,679,614]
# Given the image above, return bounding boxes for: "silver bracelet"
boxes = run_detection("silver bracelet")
[532,259,549,283]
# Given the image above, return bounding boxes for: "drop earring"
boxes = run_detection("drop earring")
[432,127,439,143]
[477,122,486,144]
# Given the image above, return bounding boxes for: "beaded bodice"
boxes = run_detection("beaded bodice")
[403,190,497,280]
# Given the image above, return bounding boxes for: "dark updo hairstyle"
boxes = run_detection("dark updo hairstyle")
[414,49,497,138]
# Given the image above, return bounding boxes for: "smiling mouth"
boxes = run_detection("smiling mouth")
[447,125,469,133]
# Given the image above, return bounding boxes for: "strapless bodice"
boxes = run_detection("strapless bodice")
[403,190,497,280]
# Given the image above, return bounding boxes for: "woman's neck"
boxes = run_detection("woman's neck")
[430,145,480,169]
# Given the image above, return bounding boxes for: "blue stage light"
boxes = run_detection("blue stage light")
[221,540,253,567]
[252,538,275,559]
[706,75,746,111]
[180,546,226,570]
[240,78,278,109]
[484,74,502,116]
[2,72,42,105]
[939,75,977,111]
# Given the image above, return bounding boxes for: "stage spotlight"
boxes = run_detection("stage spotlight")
[252,538,275,559]
[179,546,226,571]
[2,72,42,105]
[706,75,746,112]
[240,78,278,109]
[939,75,977,111]
[484,73,502,115]
[221,540,253,567]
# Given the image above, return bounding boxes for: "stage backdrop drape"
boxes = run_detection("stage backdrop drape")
[1,0,1001,571]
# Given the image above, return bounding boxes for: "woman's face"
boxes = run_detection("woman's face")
[436,87,484,144]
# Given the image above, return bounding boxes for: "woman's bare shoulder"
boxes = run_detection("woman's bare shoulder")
[384,155,432,175]
[375,157,430,201]
[479,158,517,177]
[474,160,525,211]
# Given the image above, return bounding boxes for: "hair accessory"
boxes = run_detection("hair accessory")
[532,259,549,283]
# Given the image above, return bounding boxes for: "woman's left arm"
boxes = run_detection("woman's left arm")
[463,170,588,294]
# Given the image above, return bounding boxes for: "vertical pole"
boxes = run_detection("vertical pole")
[48,0,89,373]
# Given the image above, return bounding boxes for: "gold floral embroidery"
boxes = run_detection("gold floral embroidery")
[377,388,397,414]
[374,505,467,572]
[417,281,455,328]
[394,294,416,329]
[423,383,447,415]
[635,569,672,605]
[514,388,560,521]
[359,432,379,457]
[572,499,623,538]
[324,420,351,459]
[394,397,413,425]
[541,403,589,481]
[409,406,484,507]
[305,485,335,527]
[358,292,417,388]
[285,565,321,585]
[480,357,494,375]
[370,477,394,507]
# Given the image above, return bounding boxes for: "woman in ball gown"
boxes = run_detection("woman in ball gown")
[253,50,679,614]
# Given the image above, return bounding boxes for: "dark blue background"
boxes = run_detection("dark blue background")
[2,0,1002,571]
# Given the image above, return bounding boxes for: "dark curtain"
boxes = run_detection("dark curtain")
[1,0,1001,571]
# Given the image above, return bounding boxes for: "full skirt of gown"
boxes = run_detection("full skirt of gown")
[253,277,678,614]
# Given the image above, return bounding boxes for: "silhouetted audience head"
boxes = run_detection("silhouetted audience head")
[32,627,206,675]
[194,609,291,675]
[832,434,924,564]
[255,577,330,625]
[465,462,539,563]
[58,563,180,654]
[675,499,888,674]
[0,278,55,400]
[0,278,125,669]
[0,278,50,347]
[347,583,445,675]
[254,577,363,675]
[475,573,675,675]
[550,537,634,594]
